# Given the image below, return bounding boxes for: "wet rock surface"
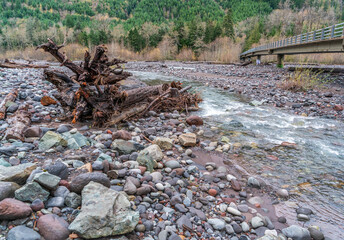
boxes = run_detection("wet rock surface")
[0,63,340,239]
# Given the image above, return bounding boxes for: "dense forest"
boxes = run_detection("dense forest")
[0,0,343,60]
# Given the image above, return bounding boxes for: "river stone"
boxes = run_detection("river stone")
[0,198,32,220]
[97,153,113,162]
[0,181,20,200]
[33,172,61,190]
[248,196,264,206]
[186,115,203,126]
[68,181,139,239]
[227,207,242,216]
[155,137,173,150]
[69,172,111,194]
[248,176,261,188]
[308,227,324,240]
[7,225,41,240]
[282,225,311,240]
[44,161,69,180]
[46,197,65,208]
[0,158,11,167]
[208,218,225,230]
[39,131,67,151]
[111,139,136,154]
[65,192,81,208]
[62,131,90,149]
[15,182,50,202]
[24,126,42,138]
[251,216,265,228]
[179,133,197,147]
[164,160,180,169]
[0,163,36,184]
[0,145,17,156]
[37,214,70,240]
[137,144,163,172]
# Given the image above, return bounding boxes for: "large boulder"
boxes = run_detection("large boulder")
[37,214,70,240]
[155,137,173,150]
[0,181,20,201]
[0,163,36,185]
[39,131,67,151]
[15,182,50,202]
[137,144,163,172]
[179,133,197,147]
[7,225,41,240]
[69,172,110,194]
[111,139,137,154]
[0,198,32,220]
[68,182,139,239]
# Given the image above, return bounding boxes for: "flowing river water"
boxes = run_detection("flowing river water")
[131,70,344,239]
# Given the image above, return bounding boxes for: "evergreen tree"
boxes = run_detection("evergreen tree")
[223,9,234,39]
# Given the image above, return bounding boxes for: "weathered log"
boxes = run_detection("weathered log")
[0,88,18,120]
[105,103,148,127]
[0,59,49,69]
[5,105,31,141]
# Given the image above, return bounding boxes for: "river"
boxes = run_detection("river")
[131,70,344,239]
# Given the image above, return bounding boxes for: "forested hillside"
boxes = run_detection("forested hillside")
[0,0,343,61]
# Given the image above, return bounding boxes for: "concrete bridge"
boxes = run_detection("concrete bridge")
[240,22,344,67]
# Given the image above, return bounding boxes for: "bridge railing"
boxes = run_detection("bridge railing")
[240,22,344,57]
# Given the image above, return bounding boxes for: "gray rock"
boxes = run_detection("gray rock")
[46,197,65,208]
[177,215,192,229]
[251,216,265,229]
[53,186,70,198]
[0,145,17,156]
[0,163,36,184]
[308,227,324,240]
[248,196,264,206]
[7,225,41,240]
[208,218,225,230]
[65,192,81,208]
[164,160,180,169]
[276,189,289,198]
[45,161,69,180]
[282,225,311,240]
[15,182,50,202]
[68,182,139,239]
[225,224,234,234]
[69,172,110,194]
[39,131,67,151]
[123,178,137,195]
[248,177,260,188]
[33,172,61,190]
[0,181,20,201]
[137,144,163,172]
[111,139,136,154]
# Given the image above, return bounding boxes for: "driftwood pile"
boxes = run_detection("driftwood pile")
[33,39,201,127]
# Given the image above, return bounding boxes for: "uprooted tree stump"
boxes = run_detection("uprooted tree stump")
[36,39,201,126]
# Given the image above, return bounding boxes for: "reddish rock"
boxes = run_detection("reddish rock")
[0,198,32,220]
[267,155,279,161]
[173,168,185,176]
[41,96,57,106]
[208,189,217,196]
[139,166,147,174]
[30,199,45,212]
[334,105,344,111]
[37,214,70,240]
[281,142,297,149]
[59,180,70,189]
[102,160,110,173]
[186,116,203,126]
[24,126,42,138]
[230,179,242,192]
[112,130,132,141]
[69,172,110,194]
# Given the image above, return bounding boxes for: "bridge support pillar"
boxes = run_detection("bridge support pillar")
[256,55,261,65]
[277,54,284,68]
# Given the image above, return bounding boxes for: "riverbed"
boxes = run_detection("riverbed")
[130,69,344,239]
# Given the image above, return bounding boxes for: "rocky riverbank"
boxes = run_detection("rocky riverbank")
[126,61,344,121]
[0,65,328,240]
